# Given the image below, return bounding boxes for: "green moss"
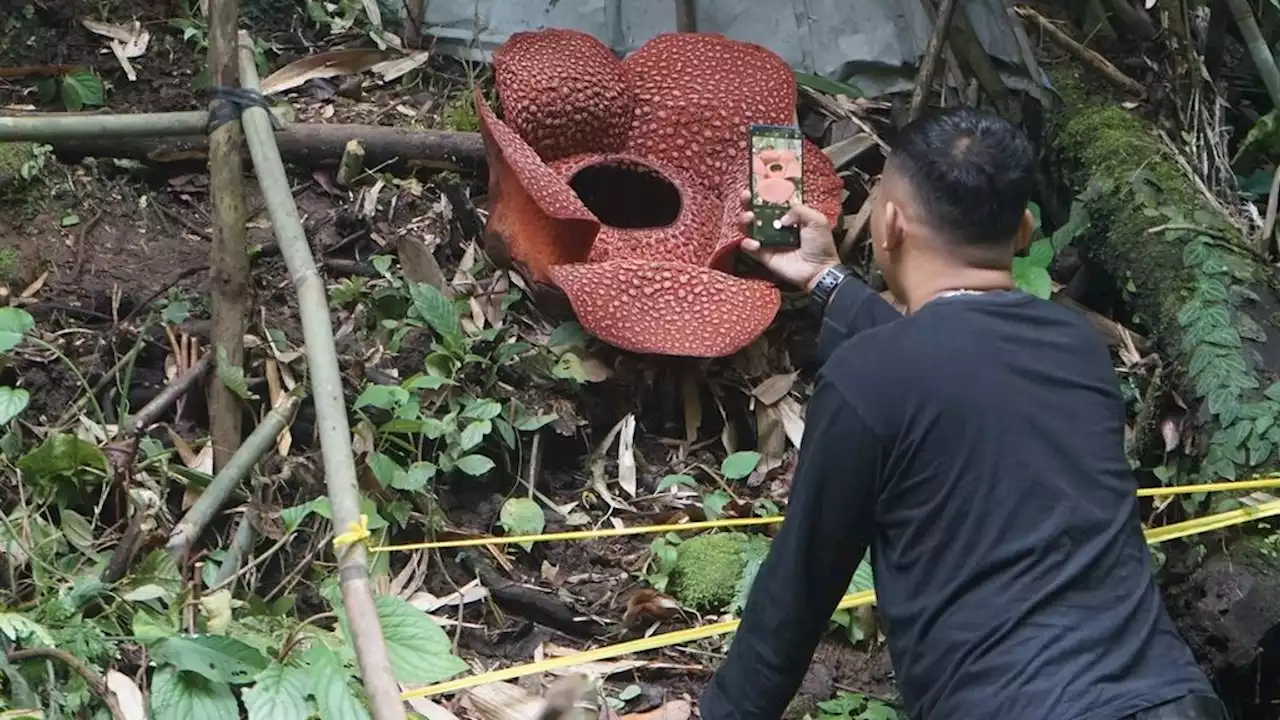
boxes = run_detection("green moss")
[0,247,21,285]
[670,532,750,612]
[441,92,480,133]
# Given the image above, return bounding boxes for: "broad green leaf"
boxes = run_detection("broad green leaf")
[60,69,105,111]
[552,352,587,383]
[849,552,875,593]
[305,645,370,720]
[702,490,731,519]
[149,635,270,684]
[354,385,407,410]
[548,322,588,350]
[60,508,95,555]
[404,374,449,391]
[1026,201,1042,233]
[0,386,29,425]
[454,454,495,477]
[18,432,107,481]
[397,461,437,491]
[461,399,503,421]
[0,613,54,646]
[367,452,406,489]
[243,661,310,720]
[0,307,34,353]
[409,283,463,347]
[658,474,697,492]
[149,667,238,720]
[1025,238,1053,269]
[335,594,469,687]
[499,497,545,551]
[459,419,492,451]
[1012,263,1052,299]
[514,413,557,432]
[721,451,761,480]
[1264,382,1280,402]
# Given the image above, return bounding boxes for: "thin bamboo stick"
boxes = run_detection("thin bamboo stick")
[235,30,407,720]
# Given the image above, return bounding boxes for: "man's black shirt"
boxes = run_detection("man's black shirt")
[699,280,1213,720]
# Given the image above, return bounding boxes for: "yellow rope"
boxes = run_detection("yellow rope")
[397,498,1280,701]
[373,475,1280,553]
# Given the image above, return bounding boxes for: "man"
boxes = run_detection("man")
[699,108,1223,720]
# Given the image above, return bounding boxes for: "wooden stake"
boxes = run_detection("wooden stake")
[206,0,250,473]
[675,0,697,32]
[910,0,959,121]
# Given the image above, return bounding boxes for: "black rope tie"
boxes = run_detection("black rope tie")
[204,86,282,133]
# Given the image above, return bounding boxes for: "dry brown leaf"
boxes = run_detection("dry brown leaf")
[622,588,681,626]
[403,695,462,720]
[751,372,797,406]
[19,270,47,299]
[370,49,432,82]
[775,396,806,449]
[260,49,396,95]
[105,670,146,720]
[618,414,638,497]
[619,700,693,720]
[754,403,787,474]
[461,681,546,720]
[409,579,490,612]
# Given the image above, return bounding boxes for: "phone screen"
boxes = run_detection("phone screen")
[748,124,804,248]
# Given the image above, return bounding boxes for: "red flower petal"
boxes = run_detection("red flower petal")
[493,28,633,163]
[548,259,781,358]
[622,33,796,197]
[476,90,600,284]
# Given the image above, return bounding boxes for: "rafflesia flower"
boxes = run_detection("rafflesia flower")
[475,29,842,357]
[753,148,803,205]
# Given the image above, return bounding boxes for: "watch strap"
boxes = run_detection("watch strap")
[809,265,854,315]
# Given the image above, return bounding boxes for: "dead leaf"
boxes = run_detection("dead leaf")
[370,49,432,82]
[461,681,547,720]
[260,49,396,96]
[19,270,47,299]
[579,354,613,382]
[751,372,797,406]
[105,670,146,720]
[775,396,806,449]
[619,700,693,720]
[408,579,490,612]
[1160,414,1182,453]
[622,589,681,626]
[403,694,462,720]
[81,19,150,81]
[618,414,638,497]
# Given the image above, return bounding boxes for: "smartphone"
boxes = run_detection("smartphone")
[748,123,805,248]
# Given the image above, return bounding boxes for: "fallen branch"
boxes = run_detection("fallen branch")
[236,30,406,720]
[458,551,609,639]
[5,648,126,720]
[910,0,959,121]
[124,350,214,437]
[1015,6,1145,97]
[1225,0,1280,112]
[45,124,486,174]
[166,394,300,558]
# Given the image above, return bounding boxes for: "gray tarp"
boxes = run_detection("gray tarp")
[418,0,1041,97]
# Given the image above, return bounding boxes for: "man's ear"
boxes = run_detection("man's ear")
[882,201,906,252]
[1013,209,1034,253]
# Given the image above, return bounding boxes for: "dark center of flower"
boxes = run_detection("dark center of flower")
[569,160,682,229]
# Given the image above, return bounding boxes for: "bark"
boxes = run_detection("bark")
[45,124,486,174]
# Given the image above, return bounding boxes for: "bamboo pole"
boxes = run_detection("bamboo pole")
[1225,0,1280,111]
[0,111,212,140]
[206,0,250,474]
[674,0,697,32]
[910,0,959,120]
[235,30,406,720]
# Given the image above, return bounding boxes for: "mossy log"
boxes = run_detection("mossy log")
[1052,72,1280,488]
[1053,74,1280,709]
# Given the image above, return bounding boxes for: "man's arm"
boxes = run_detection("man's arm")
[815,273,902,365]
[699,378,885,720]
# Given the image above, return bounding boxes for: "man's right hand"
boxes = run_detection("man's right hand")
[738,189,843,293]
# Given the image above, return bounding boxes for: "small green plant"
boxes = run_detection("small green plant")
[644,533,683,592]
[1011,200,1089,299]
[815,691,901,720]
[35,69,105,112]
[441,91,480,132]
[0,307,35,426]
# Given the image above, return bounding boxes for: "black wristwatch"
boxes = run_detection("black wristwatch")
[808,265,854,316]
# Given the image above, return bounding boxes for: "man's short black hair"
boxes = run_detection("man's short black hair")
[887,107,1034,248]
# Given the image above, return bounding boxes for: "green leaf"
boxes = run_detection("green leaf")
[1182,240,1212,268]
[409,283,463,347]
[702,490,731,519]
[495,418,517,448]
[149,667,238,720]
[243,661,310,720]
[1257,414,1277,436]
[149,635,270,684]
[721,451,762,480]
[304,645,370,720]
[459,419,492,451]
[514,413,557,432]
[367,452,405,489]
[1265,382,1280,402]
[216,346,256,400]
[369,595,468,685]
[405,374,450,391]
[552,352,587,383]
[1011,262,1052,299]
[60,69,105,111]
[658,474,697,492]
[499,497,545,552]
[0,613,54,646]
[18,432,107,481]
[1201,326,1241,348]
[462,398,503,421]
[1025,238,1053,269]
[421,417,447,439]
[1049,200,1089,251]
[0,307,35,353]
[548,322,589,350]
[354,384,407,410]
[849,552,875,593]
[454,454,495,477]
[396,461,437,491]
[794,71,862,99]
[0,387,29,425]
